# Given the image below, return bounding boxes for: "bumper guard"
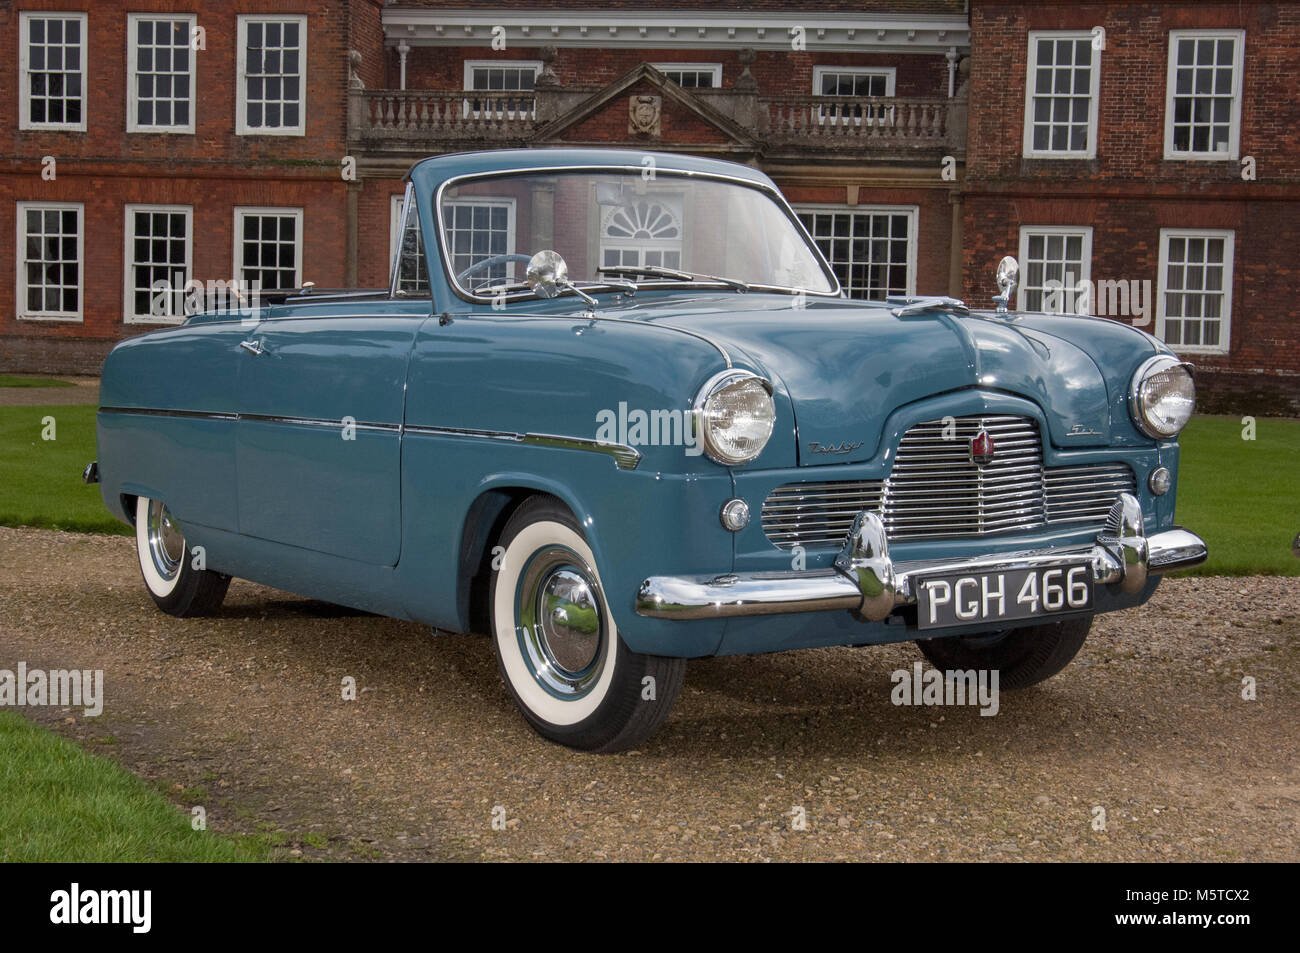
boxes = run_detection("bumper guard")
[636,493,1207,621]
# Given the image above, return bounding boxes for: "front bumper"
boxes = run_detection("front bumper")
[636,493,1206,621]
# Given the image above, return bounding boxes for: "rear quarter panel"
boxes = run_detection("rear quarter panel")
[96,320,248,530]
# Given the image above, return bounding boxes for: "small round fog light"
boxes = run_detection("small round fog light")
[1148,466,1172,496]
[720,498,750,532]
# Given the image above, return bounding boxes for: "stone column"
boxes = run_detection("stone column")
[948,190,964,299]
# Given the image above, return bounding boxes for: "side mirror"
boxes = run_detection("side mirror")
[526,250,597,311]
[526,249,568,299]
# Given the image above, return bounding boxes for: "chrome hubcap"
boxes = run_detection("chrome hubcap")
[517,548,606,698]
[147,500,184,581]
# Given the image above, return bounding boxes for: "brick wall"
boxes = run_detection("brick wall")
[0,0,360,372]
[963,0,1300,414]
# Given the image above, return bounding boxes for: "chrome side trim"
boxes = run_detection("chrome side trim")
[98,407,641,470]
[637,494,1208,621]
[405,424,642,470]
[401,423,522,442]
[99,406,239,421]
[239,413,400,434]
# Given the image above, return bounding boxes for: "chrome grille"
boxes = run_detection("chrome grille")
[884,415,1044,540]
[762,415,1134,549]
[1044,463,1137,524]
[761,479,885,550]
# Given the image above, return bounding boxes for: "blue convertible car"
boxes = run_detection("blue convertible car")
[91,148,1206,752]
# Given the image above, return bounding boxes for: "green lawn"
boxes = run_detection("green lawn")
[0,375,74,388]
[1172,415,1300,576]
[0,711,272,861]
[0,405,128,535]
[0,404,1296,574]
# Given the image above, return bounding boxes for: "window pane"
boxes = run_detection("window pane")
[1027,35,1093,153]
[241,18,303,130]
[802,210,911,299]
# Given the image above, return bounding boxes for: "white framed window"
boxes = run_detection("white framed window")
[813,66,896,125]
[600,196,684,272]
[1017,227,1093,313]
[234,207,302,291]
[16,202,83,321]
[442,199,517,287]
[1164,31,1244,160]
[390,189,429,295]
[124,205,192,324]
[1023,32,1101,158]
[463,60,540,118]
[795,205,917,299]
[652,63,722,89]
[813,66,896,98]
[127,14,196,134]
[1157,229,1234,354]
[18,12,87,131]
[236,15,306,135]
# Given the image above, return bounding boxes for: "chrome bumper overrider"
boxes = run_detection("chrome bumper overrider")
[636,493,1207,621]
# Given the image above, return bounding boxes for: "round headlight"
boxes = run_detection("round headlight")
[1130,356,1195,438]
[693,370,776,465]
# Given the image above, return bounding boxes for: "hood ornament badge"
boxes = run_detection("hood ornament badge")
[992,255,1019,313]
[970,429,995,467]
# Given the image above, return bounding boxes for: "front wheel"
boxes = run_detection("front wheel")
[134,496,230,617]
[490,496,685,753]
[916,616,1092,690]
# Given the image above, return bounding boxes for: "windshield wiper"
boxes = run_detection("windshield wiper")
[598,265,749,293]
[576,277,638,295]
[477,278,637,300]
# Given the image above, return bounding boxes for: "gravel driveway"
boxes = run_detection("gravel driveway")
[0,377,99,406]
[1,525,1295,862]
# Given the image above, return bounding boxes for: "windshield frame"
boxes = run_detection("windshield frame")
[432,165,843,306]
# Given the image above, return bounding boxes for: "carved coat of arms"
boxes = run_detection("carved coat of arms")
[628,95,662,137]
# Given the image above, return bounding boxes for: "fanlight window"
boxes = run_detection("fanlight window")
[601,198,683,271]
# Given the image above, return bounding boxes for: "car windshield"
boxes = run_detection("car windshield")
[437,170,837,297]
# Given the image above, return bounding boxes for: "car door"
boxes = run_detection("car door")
[234,311,420,566]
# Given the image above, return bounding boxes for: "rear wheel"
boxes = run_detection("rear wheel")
[134,496,230,617]
[916,616,1092,690]
[489,496,685,753]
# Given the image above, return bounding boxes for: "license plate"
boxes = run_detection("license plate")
[915,563,1093,630]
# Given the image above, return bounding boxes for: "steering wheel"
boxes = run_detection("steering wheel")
[457,254,533,286]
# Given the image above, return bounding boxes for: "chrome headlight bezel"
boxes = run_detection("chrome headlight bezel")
[1129,355,1196,439]
[692,370,776,466]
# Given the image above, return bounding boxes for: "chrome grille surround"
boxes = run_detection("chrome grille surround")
[762,415,1136,550]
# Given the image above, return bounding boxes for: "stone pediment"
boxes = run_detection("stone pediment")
[533,64,760,152]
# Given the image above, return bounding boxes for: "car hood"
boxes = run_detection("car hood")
[625,293,1156,466]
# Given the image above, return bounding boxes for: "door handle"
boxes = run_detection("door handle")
[239,339,265,356]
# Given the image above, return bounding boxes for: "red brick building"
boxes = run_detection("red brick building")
[963,0,1300,413]
[0,0,381,370]
[1,0,1295,413]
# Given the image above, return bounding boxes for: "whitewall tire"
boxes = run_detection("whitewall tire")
[134,496,230,617]
[489,496,685,753]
